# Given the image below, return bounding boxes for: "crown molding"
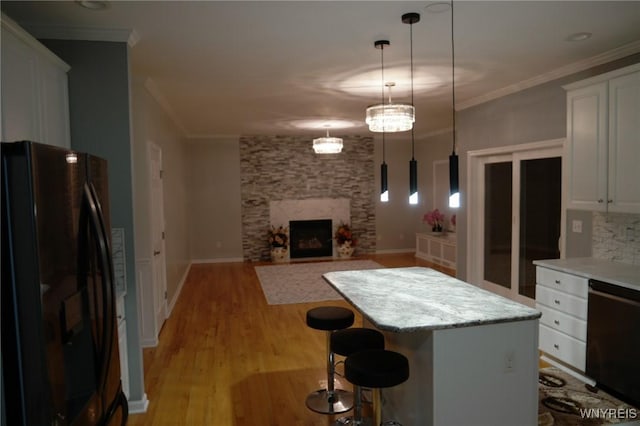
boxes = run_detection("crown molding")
[457,39,640,110]
[1,13,71,71]
[144,78,188,137]
[19,23,140,47]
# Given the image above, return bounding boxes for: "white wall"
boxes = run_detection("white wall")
[131,76,191,304]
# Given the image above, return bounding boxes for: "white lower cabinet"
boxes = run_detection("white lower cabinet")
[415,233,456,270]
[536,266,588,372]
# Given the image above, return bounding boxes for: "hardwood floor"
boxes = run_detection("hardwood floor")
[127,253,443,425]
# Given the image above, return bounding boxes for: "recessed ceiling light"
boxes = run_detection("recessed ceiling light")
[76,0,108,10]
[567,32,592,42]
[425,2,451,14]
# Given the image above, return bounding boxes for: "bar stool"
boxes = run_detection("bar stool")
[305,306,355,414]
[344,349,410,426]
[331,328,385,426]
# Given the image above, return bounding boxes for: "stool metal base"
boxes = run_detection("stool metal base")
[305,388,354,414]
[334,416,373,425]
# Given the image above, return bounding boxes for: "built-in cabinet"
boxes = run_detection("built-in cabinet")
[535,266,588,372]
[1,13,70,148]
[415,233,456,271]
[116,294,130,399]
[564,63,640,214]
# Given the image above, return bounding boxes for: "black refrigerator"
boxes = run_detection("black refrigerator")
[1,141,128,425]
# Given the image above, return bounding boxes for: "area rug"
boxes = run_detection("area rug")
[538,367,639,425]
[254,260,383,305]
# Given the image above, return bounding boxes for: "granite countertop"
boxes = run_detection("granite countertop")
[533,257,640,292]
[323,266,541,333]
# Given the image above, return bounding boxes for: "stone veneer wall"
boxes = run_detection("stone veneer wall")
[240,135,375,261]
[592,212,640,265]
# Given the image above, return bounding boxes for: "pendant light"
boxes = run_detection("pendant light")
[366,41,415,133]
[403,12,420,205]
[373,40,391,202]
[449,1,460,208]
[313,127,343,154]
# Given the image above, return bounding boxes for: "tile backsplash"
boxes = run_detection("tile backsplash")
[592,212,640,265]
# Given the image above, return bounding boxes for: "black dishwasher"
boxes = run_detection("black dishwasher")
[586,279,640,406]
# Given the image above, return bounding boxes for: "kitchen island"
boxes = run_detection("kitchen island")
[323,266,541,426]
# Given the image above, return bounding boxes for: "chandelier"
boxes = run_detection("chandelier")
[366,39,415,133]
[366,82,415,133]
[313,128,343,154]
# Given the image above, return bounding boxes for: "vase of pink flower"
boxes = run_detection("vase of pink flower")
[423,209,446,234]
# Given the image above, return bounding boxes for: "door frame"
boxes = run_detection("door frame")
[467,138,565,306]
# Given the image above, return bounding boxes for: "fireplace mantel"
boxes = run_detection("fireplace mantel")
[270,198,350,228]
[270,198,350,259]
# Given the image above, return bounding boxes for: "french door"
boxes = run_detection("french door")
[468,140,563,306]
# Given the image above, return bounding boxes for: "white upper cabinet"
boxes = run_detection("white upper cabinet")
[1,13,70,148]
[564,63,640,214]
[608,70,640,213]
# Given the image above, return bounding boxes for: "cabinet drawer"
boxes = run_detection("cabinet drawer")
[536,285,587,319]
[537,303,587,341]
[539,324,586,372]
[536,267,588,298]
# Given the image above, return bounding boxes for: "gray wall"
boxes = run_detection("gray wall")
[43,39,145,406]
[373,131,458,252]
[186,138,243,261]
[453,53,640,280]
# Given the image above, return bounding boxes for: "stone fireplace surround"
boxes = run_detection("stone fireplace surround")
[271,198,350,260]
[239,135,375,261]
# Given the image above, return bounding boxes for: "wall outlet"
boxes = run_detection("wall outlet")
[572,220,583,233]
[504,351,515,373]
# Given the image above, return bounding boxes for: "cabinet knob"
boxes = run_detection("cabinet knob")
[553,344,559,350]
[607,199,613,203]
[598,199,604,203]
[554,299,561,305]
[555,279,561,284]
[554,320,560,325]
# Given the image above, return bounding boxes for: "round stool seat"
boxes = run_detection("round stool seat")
[345,349,409,389]
[306,306,354,331]
[331,328,385,357]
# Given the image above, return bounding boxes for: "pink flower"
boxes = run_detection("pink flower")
[423,209,445,227]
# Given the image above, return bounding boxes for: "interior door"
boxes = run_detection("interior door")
[149,142,167,334]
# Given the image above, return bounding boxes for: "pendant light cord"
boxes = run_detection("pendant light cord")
[380,43,386,162]
[410,17,415,160]
[451,0,456,155]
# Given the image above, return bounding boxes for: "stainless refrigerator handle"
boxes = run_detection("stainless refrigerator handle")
[83,183,115,397]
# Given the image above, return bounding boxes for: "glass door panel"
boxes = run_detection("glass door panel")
[518,157,562,298]
[483,162,513,289]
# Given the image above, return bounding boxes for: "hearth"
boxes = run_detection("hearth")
[289,219,333,259]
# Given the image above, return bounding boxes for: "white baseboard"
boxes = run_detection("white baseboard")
[140,336,158,348]
[375,248,416,254]
[166,262,193,317]
[128,393,149,414]
[191,257,245,264]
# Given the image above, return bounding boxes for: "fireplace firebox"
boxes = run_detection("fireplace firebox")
[289,219,333,259]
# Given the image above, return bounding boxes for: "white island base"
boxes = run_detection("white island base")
[323,267,541,426]
[373,318,539,426]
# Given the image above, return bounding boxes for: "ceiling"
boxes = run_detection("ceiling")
[2,1,640,138]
